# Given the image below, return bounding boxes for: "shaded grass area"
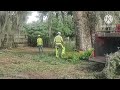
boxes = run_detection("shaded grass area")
[0,47,102,79]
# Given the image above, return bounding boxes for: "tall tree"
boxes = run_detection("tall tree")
[73,11,94,51]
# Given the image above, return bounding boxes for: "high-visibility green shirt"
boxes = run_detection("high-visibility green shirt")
[54,35,63,44]
[37,38,43,46]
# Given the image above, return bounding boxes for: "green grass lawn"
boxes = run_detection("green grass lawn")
[0,47,96,79]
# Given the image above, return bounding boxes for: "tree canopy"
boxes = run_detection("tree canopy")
[24,11,75,47]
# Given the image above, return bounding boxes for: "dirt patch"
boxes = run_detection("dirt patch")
[0,47,97,79]
[1,71,58,79]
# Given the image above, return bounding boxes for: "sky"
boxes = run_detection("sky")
[26,11,39,24]
[26,11,47,24]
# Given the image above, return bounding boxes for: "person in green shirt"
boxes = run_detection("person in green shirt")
[54,32,65,58]
[37,35,43,53]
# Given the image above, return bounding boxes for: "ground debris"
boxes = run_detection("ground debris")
[0,47,109,79]
[99,50,120,79]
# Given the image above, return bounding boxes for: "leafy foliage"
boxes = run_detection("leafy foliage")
[79,48,94,60]
[24,21,48,46]
[24,11,74,47]
[62,48,94,64]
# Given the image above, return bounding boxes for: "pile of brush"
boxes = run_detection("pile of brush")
[94,50,120,79]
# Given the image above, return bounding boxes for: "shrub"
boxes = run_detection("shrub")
[62,48,94,64]
[79,48,94,60]
[62,52,78,64]
[64,41,75,52]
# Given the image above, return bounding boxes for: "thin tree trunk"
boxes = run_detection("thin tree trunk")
[0,11,27,49]
[61,11,65,24]
[48,11,53,47]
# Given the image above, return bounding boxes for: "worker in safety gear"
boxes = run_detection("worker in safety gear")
[37,35,43,53]
[54,32,65,58]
